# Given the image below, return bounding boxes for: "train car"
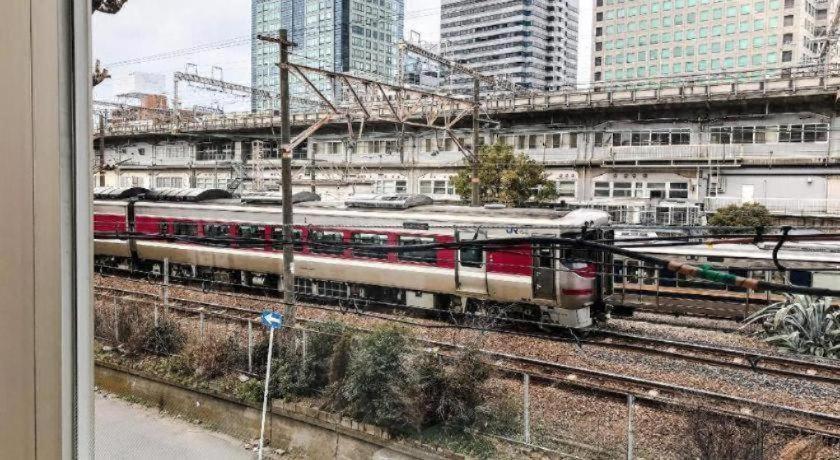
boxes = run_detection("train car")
[612,240,840,305]
[93,188,612,328]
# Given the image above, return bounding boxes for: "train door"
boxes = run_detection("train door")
[532,245,556,301]
[455,228,488,295]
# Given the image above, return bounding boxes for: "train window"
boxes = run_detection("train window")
[158,222,169,235]
[706,256,725,263]
[789,270,813,287]
[352,233,389,259]
[173,222,197,237]
[203,224,230,238]
[239,225,266,241]
[459,246,483,268]
[309,230,344,254]
[271,227,303,251]
[398,236,436,264]
[204,224,231,246]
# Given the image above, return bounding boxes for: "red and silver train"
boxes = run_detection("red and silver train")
[93,188,612,328]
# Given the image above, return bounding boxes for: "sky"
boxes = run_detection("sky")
[92,0,591,110]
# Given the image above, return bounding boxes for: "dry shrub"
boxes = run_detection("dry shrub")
[335,326,413,432]
[779,438,833,460]
[688,410,768,460]
[94,301,153,355]
[409,347,491,431]
[143,317,186,355]
[183,333,242,379]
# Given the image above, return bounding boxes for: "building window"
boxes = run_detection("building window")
[668,182,689,199]
[557,180,576,198]
[372,179,407,194]
[711,126,767,144]
[419,179,454,196]
[613,182,633,198]
[155,176,183,189]
[120,176,144,187]
[779,124,829,143]
[594,182,611,197]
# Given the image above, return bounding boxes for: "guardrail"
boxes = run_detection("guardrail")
[706,197,840,215]
[102,71,840,137]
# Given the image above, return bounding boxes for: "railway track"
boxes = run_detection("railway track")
[93,282,840,386]
[94,282,840,439]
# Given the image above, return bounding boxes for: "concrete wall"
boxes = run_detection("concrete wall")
[95,362,456,460]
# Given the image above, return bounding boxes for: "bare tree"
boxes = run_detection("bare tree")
[93,0,129,14]
[91,0,127,87]
[92,60,110,87]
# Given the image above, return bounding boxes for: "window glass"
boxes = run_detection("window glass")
[271,227,303,251]
[239,224,266,241]
[460,247,483,268]
[398,236,436,264]
[351,233,389,259]
[557,180,576,197]
[594,182,611,197]
[310,230,344,254]
[668,183,689,199]
[613,182,633,197]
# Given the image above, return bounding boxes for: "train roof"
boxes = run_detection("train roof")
[95,197,611,229]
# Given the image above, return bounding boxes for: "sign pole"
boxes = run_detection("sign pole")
[257,310,284,460]
[257,327,275,460]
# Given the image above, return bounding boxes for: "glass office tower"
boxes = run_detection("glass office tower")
[251,0,404,111]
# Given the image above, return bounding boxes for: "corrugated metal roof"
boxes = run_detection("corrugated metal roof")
[144,188,232,202]
[93,187,149,200]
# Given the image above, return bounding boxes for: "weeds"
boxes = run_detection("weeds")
[184,334,243,379]
[688,410,768,460]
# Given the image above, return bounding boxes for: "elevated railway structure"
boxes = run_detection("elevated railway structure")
[95,67,840,226]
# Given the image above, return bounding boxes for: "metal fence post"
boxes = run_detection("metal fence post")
[247,321,254,374]
[621,261,627,304]
[523,373,531,444]
[301,329,308,363]
[113,294,120,343]
[627,394,635,460]
[655,268,661,308]
[163,258,170,314]
[199,310,205,338]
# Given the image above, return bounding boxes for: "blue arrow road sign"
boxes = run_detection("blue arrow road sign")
[260,311,284,330]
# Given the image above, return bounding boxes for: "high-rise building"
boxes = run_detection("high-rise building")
[439,0,579,93]
[591,0,829,85]
[251,0,404,111]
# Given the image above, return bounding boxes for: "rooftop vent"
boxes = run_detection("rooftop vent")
[344,194,433,210]
[240,191,321,205]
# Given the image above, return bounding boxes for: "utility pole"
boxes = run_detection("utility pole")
[259,30,298,327]
[310,153,316,193]
[98,113,106,186]
[471,78,481,206]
